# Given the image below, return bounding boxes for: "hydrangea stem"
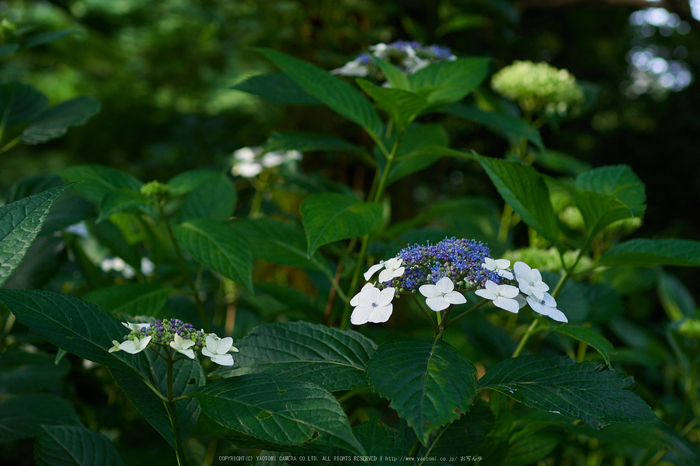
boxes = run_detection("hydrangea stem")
[165,350,187,465]
[512,317,545,358]
[157,202,211,333]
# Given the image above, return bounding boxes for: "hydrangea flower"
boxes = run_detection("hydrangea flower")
[419,277,467,312]
[350,284,396,325]
[332,40,457,83]
[526,292,568,323]
[201,335,238,366]
[109,318,238,365]
[513,261,549,300]
[482,258,514,280]
[475,280,522,314]
[231,146,302,178]
[491,60,584,116]
[364,258,405,283]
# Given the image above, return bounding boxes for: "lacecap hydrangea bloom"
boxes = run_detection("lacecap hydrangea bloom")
[109,318,238,366]
[350,237,568,325]
[231,146,302,178]
[332,40,456,83]
[491,60,584,116]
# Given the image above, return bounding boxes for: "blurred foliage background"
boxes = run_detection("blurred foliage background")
[2,0,700,331]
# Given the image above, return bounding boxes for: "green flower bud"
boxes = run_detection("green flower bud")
[678,318,700,339]
[491,60,585,115]
[140,181,171,198]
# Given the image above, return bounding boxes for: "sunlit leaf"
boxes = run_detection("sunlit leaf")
[409,57,491,104]
[551,324,616,366]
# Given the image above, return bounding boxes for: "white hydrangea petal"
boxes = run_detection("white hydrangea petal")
[202,347,214,357]
[484,280,500,294]
[419,284,439,298]
[547,308,568,323]
[499,284,520,299]
[216,337,234,354]
[494,296,520,314]
[435,277,455,293]
[358,286,381,306]
[376,288,396,306]
[493,259,511,269]
[350,305,373,325]
[425,296,449,312]
[211,353,234,366]
[445,291,466,305]
[368,303,393,323]
[513,261,531,278]
[475,288,497,300]
[350,283,374,306]
[363,263,385,281]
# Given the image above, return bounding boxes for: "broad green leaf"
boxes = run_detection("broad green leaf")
[477,155,560,244]
[0,394,81,442]
[231,218,328,271]
[232,72,321,105]
[551,324,616,366]
[0,290,154,381]
[0,81,48,128]
[0,350,70,395]
[97,189,155,222]
[658,271,695,320]
[22,29,77,48]
[35,425,123,466]
[256,48,383,137]
[82,284,174,317]
[59,165,143,205]
[534,149,590,175]
[375,57,411,90]
[174,219,253,291]
[264,131,361,153]
[301,193,382,257]
[0,44,19,58]
[387,123,449,185]
[367,338,477,445]
[215,321,377,391]
[178,172,237,223]
[193,374,365,455]
[21,96,101,144]
[1,236,67,290]
[599,238,700,267]
[0,184,70,287]
[409,57,491,104]
[476,355,656,429]
[574,191,635,241]
[576,165,646,213]
[167,169,222,196]
[445,104,544,149]
[357,79,429,134]
[502,432,559,466]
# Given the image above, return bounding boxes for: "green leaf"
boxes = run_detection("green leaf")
[301,193,382,257]
[357,79,429,134]
[215,321,377,391]
[599,238,700,267]
[574,165,646,241]
[502,432,559,466]
[375,57,411,90]
[22,29,77,48]
[264,131,361,153]
[0,184,71,287]
[387,123,449,185]
[192,374,365,455]
[0,350,70,395]
[256,48,383,137]
[231,218,328,271]
[445,104,544,149]
[0,394,81,442]
[232,72,321,105]
[59,165,143,205]
[174,219,253,291]
[90,219,141,271]
[658,271,695,320]
[178,172,237,223]
[367,338,477,445]
[0,44,19,58]
[20,96,101,144]
[82,283,174,318]
[476,355,656,429]
[0,82,48,128]
[35,425,124,466]
[97,189,155,222]
[533,149,590,175]
[167,169,220,196]
[477,155,560,244]
[551,324,616,366]
[409,57,491,104]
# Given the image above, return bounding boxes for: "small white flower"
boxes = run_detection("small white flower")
[140,257,155,276]
[65,221,89,237]
[514,261,549,300]
[233,147,262,162]
[350,285,395,325]
[378,257,405,283]
[475,280,521,314]
[261,151,286,168]
[202,335,238,366]
[350,283,374,306]
[526,292,568,323]
[419,277,466,312]
[363,261,385,281]
[108,340,121,353]
[232,161,263,178]
[331,59,369,77]
[119,335,152,354]
[169,334,196,359]
[121,322,150,332]
[482,258,514,280]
